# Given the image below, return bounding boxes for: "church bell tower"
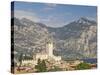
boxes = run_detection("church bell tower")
[46,39,53,57]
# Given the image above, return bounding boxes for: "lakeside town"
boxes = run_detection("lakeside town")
[12,39,97,74]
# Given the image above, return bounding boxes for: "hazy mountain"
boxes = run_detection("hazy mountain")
[12,17,97,60]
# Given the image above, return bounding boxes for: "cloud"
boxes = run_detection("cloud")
[39,15,70,27]
[43,3,57,11]
[43,7,54,11]
[14,10,40,22]
[45,3,58,7]
[14,10,74,27]
[14,10,66,27]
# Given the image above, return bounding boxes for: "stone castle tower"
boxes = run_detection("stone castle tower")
[46,39,53,57]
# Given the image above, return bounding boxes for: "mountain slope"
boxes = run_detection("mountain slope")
[12,17,97,60]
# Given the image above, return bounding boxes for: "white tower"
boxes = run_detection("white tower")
[46,38,61,61]
[46,40,53,57]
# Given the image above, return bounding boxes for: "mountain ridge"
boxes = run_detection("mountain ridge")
[12,17,97,60]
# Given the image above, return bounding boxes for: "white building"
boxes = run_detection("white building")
[19,39,62,66]
[34,39,61,62]
[46,40,53,57]
[52,56,61,61]
[35,53,48,60]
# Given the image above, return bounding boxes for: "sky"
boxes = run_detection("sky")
[13,1,97,27]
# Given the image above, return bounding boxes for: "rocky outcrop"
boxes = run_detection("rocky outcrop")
[12,17,97,60]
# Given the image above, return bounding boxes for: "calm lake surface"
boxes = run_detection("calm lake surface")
[81,58,97,64]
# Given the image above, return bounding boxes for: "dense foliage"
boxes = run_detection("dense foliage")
[76,62,91,70]
[35,59,47,72]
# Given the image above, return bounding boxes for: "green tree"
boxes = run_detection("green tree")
[19,53,23,66]
[18,53,23,71]
[35,59,47,72]
[76,62,91,70]
[41,60,47,72]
